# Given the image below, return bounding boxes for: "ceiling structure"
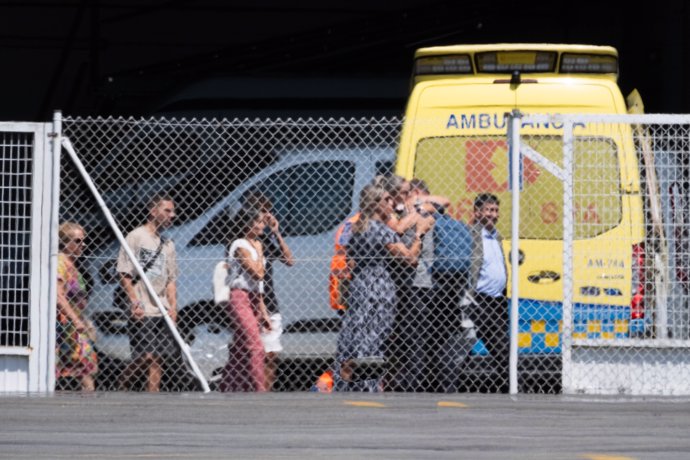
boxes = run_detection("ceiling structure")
[2,1,689,121]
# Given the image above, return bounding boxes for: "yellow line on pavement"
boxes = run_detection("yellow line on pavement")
[437,401,467,408]
[581,454,636,460]
[343,400,386,408]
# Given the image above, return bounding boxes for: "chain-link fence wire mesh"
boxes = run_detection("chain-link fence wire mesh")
[647,123,690,342]
[1,131,33,349]
[58,116,401,391]
[521,117,690,395]
[55,115,690,394]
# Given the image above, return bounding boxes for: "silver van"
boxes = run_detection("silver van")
[85,147,395,387]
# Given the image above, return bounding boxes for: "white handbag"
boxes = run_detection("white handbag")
[212,260,231,305]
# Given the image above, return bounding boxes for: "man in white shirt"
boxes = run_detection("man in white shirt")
[117,193,178,392]
[466,193,509,393]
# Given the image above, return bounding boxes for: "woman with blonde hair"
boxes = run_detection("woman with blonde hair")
[334,184,432,391]
[56,222,98,390]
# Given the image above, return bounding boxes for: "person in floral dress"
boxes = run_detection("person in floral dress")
[56,222,98,390]
[333,184,431,391]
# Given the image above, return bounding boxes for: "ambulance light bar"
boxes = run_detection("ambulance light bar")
[413,55,472,76]
[476,51,557,73]
[560,53,618,73]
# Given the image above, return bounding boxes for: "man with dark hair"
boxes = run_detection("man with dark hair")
[466,193,509,392]
[117,193,178,392]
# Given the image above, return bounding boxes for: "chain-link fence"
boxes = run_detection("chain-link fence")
[1,131,33,349]
[0,132,33,347]
[57,116,401,392]
[546,115,690,395]
[1,122,55,392]
[54,114,690,394]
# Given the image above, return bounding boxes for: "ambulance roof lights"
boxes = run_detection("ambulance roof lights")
[414,55,472,76]
[560,53,618,74]
[476,51,557,73]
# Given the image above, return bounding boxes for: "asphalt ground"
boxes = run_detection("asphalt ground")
[0,392,689,459]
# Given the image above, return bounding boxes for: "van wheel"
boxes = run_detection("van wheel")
[178,301,229,343]
[176,301,232,386]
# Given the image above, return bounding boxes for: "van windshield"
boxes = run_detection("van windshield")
[413,135,622,240]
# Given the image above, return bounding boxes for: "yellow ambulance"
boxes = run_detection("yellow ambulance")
[395,44,653,356]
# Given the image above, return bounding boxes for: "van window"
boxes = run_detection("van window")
[255,161,355,236]
[189,160,355,245]
[169,154,275,225]
[375,160,394,177]
[413,135,622,240]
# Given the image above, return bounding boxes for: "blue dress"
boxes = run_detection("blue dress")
[334,219,400,391]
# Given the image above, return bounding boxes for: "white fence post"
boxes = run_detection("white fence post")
[46,111,62,392]
[508,110,522,395]
[561,119,574,394]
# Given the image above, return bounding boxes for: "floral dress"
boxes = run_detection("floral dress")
[334,220,399,391]
[56,254,98,380]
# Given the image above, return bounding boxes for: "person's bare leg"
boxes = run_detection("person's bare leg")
[264,352,278,391]
[147,354,162,392]
[119,357,144,391]
[81,375,95,392]
[340,359,354,382]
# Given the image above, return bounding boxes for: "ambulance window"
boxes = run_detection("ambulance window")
[521,136,622,239]
[412,135,622,239]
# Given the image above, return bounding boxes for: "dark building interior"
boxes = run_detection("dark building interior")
[2,1,689,121]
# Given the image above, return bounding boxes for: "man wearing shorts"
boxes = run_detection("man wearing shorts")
[242,191,294,391]
[117,193,178,392]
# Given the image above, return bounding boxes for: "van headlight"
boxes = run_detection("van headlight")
[98,259,119,284]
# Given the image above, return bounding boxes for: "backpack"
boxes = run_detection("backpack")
[432,214,473,274]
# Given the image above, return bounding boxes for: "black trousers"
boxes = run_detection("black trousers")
[426,273,473,393]
[469,292,510,392]
[387,285,435,392]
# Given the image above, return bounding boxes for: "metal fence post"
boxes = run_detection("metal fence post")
[508,109,522,395]
[561,120,574,393]
[46,110,62,392]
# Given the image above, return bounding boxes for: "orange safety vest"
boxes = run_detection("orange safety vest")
[328,213,360,311]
